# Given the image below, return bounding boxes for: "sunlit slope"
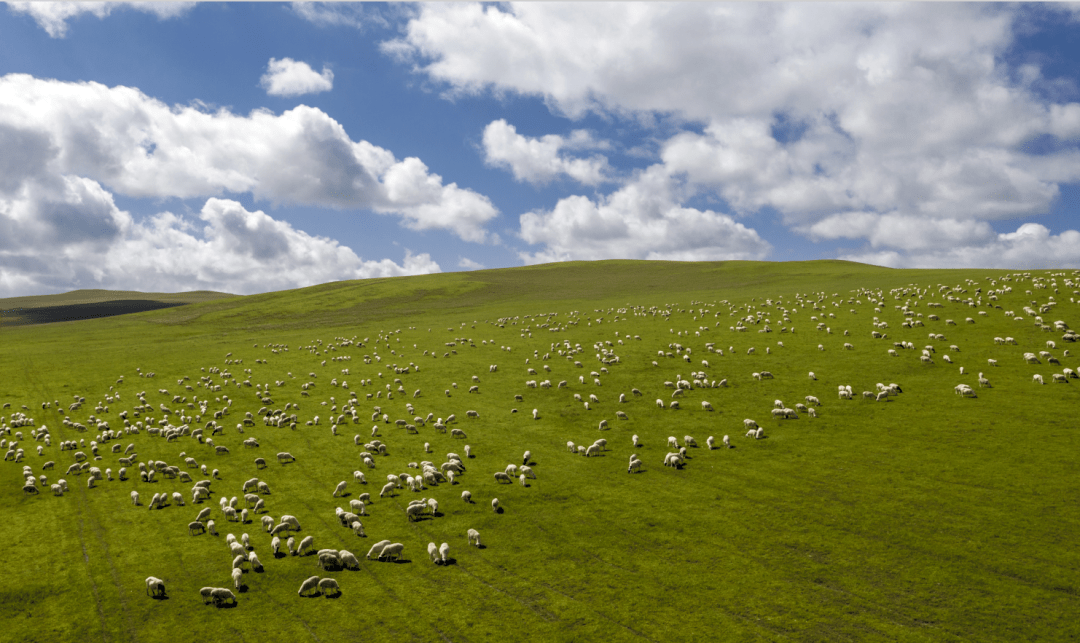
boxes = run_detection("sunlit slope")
[1,260,1078,643]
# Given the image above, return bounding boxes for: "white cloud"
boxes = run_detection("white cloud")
[387,3,1080,266]
[457,257,484,270]
[482,119,611,186]
[260,58,335,97]
[518,165,771,264]
[841,223,1080,269]
[0,185,440,296]
[288,2,390,30]
[0,73,499,243]
[6,1,194,38]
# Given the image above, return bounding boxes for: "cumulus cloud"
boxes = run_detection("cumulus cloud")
[260,58,335,97]
[482,119,611,186]
[457,257,484,270]
[518,165,771,264]
[6,2,194,38]
[840,223,1080,269]
[387,3,1080,265]
[0,73,498,243]
[0,187,440,296]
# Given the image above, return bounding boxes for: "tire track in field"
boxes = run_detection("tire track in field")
[75,467,140,643]
[24,356,117,642]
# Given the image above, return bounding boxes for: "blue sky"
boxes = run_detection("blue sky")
[2,2,1080,297]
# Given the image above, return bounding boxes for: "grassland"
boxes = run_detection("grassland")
[0,289,236,327]
[1,260,1078,643]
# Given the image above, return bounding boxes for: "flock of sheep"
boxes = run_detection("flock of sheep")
[3,269,1078,607]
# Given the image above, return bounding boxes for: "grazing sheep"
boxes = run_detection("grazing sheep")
[379,482,397,498]
[131,490,140,506]
[706,436,715,450]
[439,542,449,564]
[428,542,439,563]
[462,490,472,503]
[1034,374,1045,384]
[467,529,481,547]
[723,435,730,448]
[406,504,426,521]
[491,498,500,512]
[298,575,321,596]
[333,481,347,497]
[277,452,295,464]
[379,543,405,562]
[188,521,206,536]
[297,535,314,556]
[210,588,236,606]
[632,434,640,447]
[493,472,512,483]
[667,436,679,449]
[231,568,243,590]
[366,540,392,560]
[584,444,600,457]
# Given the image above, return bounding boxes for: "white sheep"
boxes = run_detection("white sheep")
[298,575,321,596]
[366,540,392,560]
[379,543,405,561]
[462,490,472,503]
[333,481,347,497]
[491,498,500,512]
[298,535,314,556]
[632,434,640,447]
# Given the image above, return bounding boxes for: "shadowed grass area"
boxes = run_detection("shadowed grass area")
[0,289,238,327]
[1,260,1078,643]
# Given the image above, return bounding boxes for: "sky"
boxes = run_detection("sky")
[2,1,1080,297]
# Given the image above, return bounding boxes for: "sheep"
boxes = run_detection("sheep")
[406,504,426,521]
[450,428,467,438]
[1034,374,1045,384]
[333,481,347,497]
[378,543,405,562]
[231,567,243,590]
[491,498,500,512]
[277,452,295,464]
[131,490,140,506]
[339,550,360,570]
[366,540,392,560]
[706,436,715,450]
[188,521,206,536]
[428,542,439,563]
[379,482,397,498]
[287,537,297,555]
[297,535,314,556]
[493,472,512,483]
[467,529,482,547]
[632,434,640,447]
[298,575,321,596]
[723,435,730,448]
[684,436,697,448]
[584,444,601,457]
[462,490,472,503]
[210,588,236,606]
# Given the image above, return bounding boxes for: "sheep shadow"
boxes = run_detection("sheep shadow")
[495,507,504,514]
[150,593,169,601]
[476,544,487,550]
[338,492,351,498]
[273,552,287,559]
[439,557,458,566]
[323,592,342,599]
[214,601,238,609]
[388,558,411,564]
[238,585,249,594]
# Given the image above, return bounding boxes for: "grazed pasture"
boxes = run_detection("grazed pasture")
[2,260,1079,643]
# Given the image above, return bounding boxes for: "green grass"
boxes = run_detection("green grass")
[1,260,1079,642]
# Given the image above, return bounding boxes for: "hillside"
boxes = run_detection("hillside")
[0,289,238,326]
[1,260,1077,643]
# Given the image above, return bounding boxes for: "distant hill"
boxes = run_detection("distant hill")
[0,289,238,326]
